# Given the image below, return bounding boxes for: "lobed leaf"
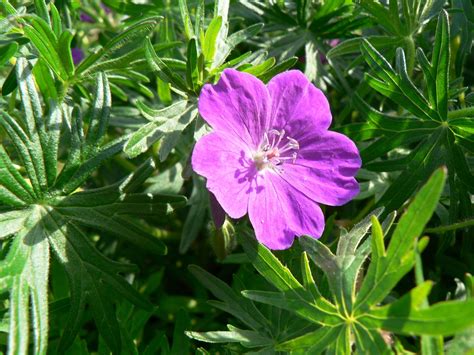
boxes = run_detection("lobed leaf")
[356,168,447,309]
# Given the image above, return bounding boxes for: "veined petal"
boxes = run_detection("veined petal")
[192,132,257,219]
[281,131,361,206]
[198,69,271,149]
[248,172,325,250]
[267,70,332,137]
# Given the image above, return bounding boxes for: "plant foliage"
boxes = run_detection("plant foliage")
[0,0,473,354]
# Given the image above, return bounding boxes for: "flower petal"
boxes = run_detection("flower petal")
[248,173,325,250]
[192,132,257,219]
[198,69,271,149]
[281,131,361,206]
[267,70,332,136]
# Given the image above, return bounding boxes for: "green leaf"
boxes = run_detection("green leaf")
[0,42,18,67]
[58,30,75,77]
[188,264,270,331]
[76,17,162,77]
[33,0,51,26]
[361,39,437,120]
[1,66,17,96]
[445,128,474,193]
[352,94,439,132]
[0,58,174,354]
[170,309,191,354]
[52,160,181,255]
[187,326,272,348]
[213,23,264,68]
[363,297,474,336]
[238,231,342,325]
[375,129,444,212]
[33,58,59,100]
[431,10,450,119]
[360,128,429,161]
[356,168,447,309]
[0,113,42,204]
[258,57,298,83]
[84,72,111,150]
[370,215,385,261]
[335,207,385,257]
[0,209,29,239]
[202,16,222,63]
[144,37,189,92]
[178,0,194,41]
[276,325,341,352]
[179,176,207,253]
[60,136,127,195]
[23,15,69,81]
[44,209,152,353]
[49,2,62,37]
[242,57,276,76]
[0,57,63,198]
[359,0,400,35]
[300,209,386,312]
[353,323,390,354]
[300,252,323,302]
[194,0,205,39]
[0,206,50,355]
[124,100,197,159]
[327,36,403,59]
[0,145,36,204]
[186,37,198,90]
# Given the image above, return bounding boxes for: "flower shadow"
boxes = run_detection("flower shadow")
[234,151,264,195]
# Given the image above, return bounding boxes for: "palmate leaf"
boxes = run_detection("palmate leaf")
[186,263,317,351]
[329,0,444,63]
[43,209,152,354]
[351,11,473,221]
[0,58,185,354]
[240,0,366,83]
[187,168,474,353]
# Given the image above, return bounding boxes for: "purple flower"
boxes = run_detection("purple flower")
[192,69,361,250]
[71,48,84,65]
[80,12,94,23]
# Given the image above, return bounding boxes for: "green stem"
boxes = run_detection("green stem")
[448,106,474,119]
[425,219,474,234]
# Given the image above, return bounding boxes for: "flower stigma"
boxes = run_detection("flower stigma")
[253,129,299,172]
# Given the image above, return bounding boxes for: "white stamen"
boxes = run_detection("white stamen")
[253,129,299,172]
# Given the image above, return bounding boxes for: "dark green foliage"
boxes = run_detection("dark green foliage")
[0,0,473,354]
[189,170,474,353]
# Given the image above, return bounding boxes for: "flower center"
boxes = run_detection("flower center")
[253,129,299,172]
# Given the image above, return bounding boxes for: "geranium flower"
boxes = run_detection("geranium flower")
[192,69,361,250]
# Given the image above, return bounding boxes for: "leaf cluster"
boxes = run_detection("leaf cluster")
[188,169,474,353]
